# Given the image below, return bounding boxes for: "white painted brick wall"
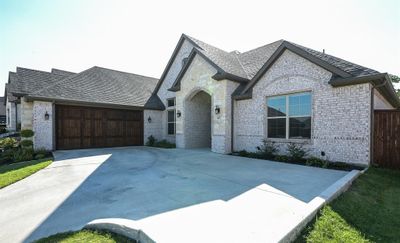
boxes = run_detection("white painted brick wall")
[33,101,54,150]
[143,110,163,143]
[234,50,372,165]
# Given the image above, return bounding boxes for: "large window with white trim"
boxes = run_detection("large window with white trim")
[267,92,311,139]
[167,98,176,135]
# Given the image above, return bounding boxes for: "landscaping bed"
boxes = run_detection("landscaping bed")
[145,135,176,148]
[0,129,53,188]
[232,140,365,171]
[296,167,400,243]
[34,229,136,243]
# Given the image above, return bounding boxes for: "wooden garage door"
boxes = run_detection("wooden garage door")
[56,105,143,150]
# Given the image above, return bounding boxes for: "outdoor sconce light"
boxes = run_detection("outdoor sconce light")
[147,116,152,123]
[176,110,181,118]
[44,111,50,120]
[215,106,220,114]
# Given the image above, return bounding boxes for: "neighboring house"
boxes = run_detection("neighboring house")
[0,97,6,126]
[5,34,400,166]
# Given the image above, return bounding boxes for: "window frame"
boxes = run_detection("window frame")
[266,91,312,140]
[166,98,176,135]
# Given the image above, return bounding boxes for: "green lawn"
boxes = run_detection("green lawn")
[34,229,135,243]
[0,159,52,188]
[297,167,400,243]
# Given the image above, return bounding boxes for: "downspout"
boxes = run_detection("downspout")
[370,78,387,165]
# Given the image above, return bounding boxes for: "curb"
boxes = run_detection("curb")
[279,169,361,243]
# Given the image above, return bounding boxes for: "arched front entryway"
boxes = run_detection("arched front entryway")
[183,90,212,148]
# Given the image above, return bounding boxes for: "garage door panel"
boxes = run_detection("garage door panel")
[56,105,143,149]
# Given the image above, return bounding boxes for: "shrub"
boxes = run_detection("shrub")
[274,155,291,162]
[0,127,7,134]
[256,139,278,159]
[0,138,18,150]
[34,153,46,160]
[20,139,33,148]
[155,139,176,148]
[287,142,308,162]
[145,135,156,146]
[20,129,34,138]
[306,157,328,168]
[12,148,34,163]
[237,150,249,157]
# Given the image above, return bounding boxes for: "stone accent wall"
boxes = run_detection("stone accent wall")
[234,50,372,165]
[156,39,194,143]
[6,99,16,130]
[21,99,33,130]
[175,54,239,153]
[143,110,163,143]
[33,101,54,150]
[184,91,211,148]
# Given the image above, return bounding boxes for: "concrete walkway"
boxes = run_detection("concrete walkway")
[0,147,356,242]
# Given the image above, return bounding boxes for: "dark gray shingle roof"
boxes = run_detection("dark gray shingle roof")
[290,42,379,77]
[30,66,161,109]
[8,67,69,95]
[51,68,76,76]
[183,35,380,81]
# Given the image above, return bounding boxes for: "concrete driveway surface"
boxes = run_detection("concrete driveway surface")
[0,147,354,243]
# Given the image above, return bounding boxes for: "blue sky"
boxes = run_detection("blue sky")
[1,0,399,92]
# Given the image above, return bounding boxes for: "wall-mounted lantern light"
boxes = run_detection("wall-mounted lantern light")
[214,106,220,115]
[176,110,181,118]
[147,116,152,123]
[44,111,50,120]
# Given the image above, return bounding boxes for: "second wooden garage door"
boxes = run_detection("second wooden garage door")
[56,105,143,150]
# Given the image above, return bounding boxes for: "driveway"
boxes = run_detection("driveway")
[0,147,353,242]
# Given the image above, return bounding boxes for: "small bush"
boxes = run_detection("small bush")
[274,155,291,162]
[34,153,46,160]
[306,157,328,168]
[20,129,34,138]
[12,148,34,163]
[0,138,18,150]
[237,150,249,157]
[256,139,278,159]
[20,140,33,148]
[0,127,8,134]
[155,139,176,148]
[287,142,308,162]
[145,135,156,146]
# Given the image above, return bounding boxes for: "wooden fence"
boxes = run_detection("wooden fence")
[373,110,400,169]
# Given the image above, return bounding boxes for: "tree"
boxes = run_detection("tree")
[389,74,400,97]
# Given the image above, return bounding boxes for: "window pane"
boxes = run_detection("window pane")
[168,110,175,122]
[267,96,286,117]
[167,99,175,107]
[168,123,175,135]
[267,118,286,138]
[289,117,311,139]
[289,93,311,116]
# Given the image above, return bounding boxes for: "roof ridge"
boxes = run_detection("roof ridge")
[31,66,96,95]
[239,39,285,55]
[94,66,158,80]
[233,53,251,79]
[16,67,68,78]
[183,34,230,54]
[287,41,379,74]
